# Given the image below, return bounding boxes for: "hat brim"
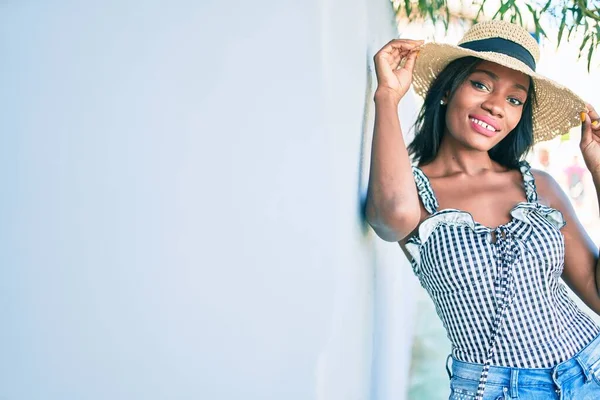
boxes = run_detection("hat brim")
[412,42,586,142]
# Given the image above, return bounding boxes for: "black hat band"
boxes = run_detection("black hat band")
[459,37,536,71]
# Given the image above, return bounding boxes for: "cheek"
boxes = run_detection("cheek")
[507,108,525,131]
[444,102,469,132]
[444,108,460,133]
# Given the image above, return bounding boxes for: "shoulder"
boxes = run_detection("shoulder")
[529,167,569,209]
[529,167,556,188]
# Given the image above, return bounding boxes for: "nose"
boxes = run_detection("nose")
[481,94,504,117]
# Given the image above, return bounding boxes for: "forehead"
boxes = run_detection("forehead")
[473,60,530,89]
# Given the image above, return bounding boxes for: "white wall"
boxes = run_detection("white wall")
[0,1,420,399]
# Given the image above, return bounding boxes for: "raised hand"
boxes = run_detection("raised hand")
[373,39,424,103]
[580,103,600,175]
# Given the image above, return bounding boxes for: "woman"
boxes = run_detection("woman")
[365,20,600,399]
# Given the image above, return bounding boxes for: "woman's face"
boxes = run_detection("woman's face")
[444,60,530,151]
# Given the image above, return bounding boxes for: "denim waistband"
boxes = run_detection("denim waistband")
[448,332,600,388]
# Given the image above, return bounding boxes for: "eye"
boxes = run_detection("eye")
[470,80,489,91]
[507,97,524,106]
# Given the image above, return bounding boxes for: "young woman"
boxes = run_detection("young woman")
[366,20,600,399]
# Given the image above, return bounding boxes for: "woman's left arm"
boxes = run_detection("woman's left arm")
[540,103,600,315]
[535,168,600,315]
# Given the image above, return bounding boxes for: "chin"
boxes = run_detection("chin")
[464,135,500,152]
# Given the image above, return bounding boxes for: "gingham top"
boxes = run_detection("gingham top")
[405,161,600,399]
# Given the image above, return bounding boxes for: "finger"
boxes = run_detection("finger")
[585,102,599,121]
[379,42,421,61]
[387,40,424,52]
[583,103,600,130]
[581,112,593,147]
[378,45,406,59]
[389,38,425,45]
[402,49,419,72]
[390,54,401,70]
[386,49,402,64]
[376,50,399,67]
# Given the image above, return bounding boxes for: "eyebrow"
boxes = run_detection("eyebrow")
[472,69,529,93]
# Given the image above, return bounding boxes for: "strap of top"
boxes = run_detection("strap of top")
[518,160,538,203]
[412,166,439,214]
[413,161,536,214]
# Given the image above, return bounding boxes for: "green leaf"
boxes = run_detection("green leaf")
[587,36,595,72]
[444,5,450,30]
[525,4,547,38]
[514,4,523,25]
[568,24,576,41]
[557,8,567,46]
[475,1,485,20]
[575,8,583,25]
[541,0,553,13]
[494,1,511,18]
[579,33,591,58]
[404,0,412,17]
[535,18,547,38]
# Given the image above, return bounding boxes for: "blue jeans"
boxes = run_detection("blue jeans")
[447,332,600,399]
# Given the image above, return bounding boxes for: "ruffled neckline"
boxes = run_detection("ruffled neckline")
[405,202,565,267]
[415,201,564,241]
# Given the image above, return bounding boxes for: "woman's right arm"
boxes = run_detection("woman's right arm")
[365,39,423,242]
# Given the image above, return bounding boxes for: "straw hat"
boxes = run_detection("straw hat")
[412,20,586,142]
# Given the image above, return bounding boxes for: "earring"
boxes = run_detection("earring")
[440,100,446,105]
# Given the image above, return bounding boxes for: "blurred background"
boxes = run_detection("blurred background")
[1,1,599,400]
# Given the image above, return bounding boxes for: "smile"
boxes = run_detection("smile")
[470,118,497,132]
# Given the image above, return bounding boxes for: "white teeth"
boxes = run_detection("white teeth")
[470,118,496,132]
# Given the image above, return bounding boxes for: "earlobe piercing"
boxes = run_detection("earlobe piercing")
[440,100,446,105]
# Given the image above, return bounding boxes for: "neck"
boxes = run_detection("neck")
[428,134,500,176]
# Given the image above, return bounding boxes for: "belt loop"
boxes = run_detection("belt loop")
[551,365,563,398]
[575,355,592,383]
[509,368,518,398]
[446,353,453,380]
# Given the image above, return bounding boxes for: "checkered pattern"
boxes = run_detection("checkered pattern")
[406,161,600,400]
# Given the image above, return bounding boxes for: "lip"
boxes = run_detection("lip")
[469,119,497,137]
[469,114,500,131]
